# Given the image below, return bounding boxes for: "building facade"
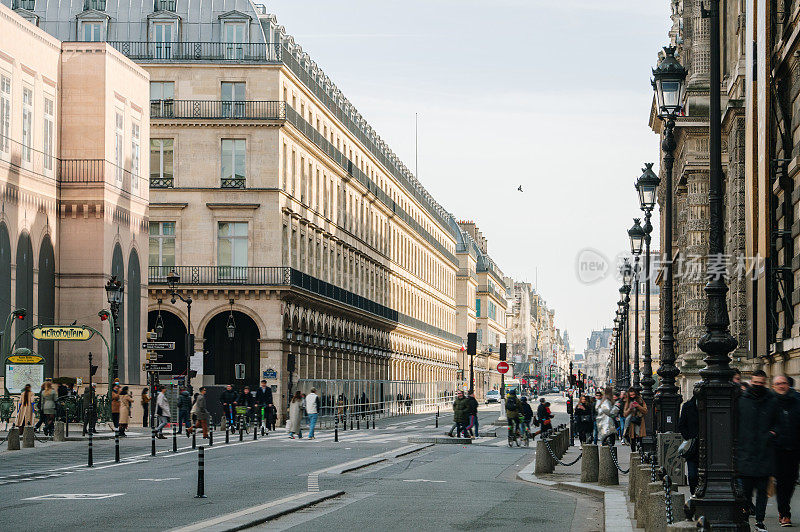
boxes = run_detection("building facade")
[584,328,613,386]
[0,3,149,388]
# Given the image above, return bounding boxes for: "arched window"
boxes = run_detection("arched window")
[111,243,125,381]
[38,236,55,377]
[127,249,141,384]
[0,223,10,328]
[15,233,33,348]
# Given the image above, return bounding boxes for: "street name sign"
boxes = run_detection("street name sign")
[32,326,92,341]
[144,362,173,372]
[497,361,509,374]
[142,342,175,350]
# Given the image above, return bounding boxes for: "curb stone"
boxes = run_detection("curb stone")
[517,455,634,532]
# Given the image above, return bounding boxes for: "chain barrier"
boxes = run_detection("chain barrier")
[650,454,658,482]
[662,471,675,525]
[609,445,630,474]
[543,437,583,467]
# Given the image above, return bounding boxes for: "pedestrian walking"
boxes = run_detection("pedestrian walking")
[219,384,238,427]
[452,390,470,437]
[622,387,646,449]
[575,395,593,443]
[155,385,171,438]
[255,380,274,432]
[592,390,603,443]
[177,388,192,434]
[41,381,57,436]
[33,382,45,432]
[405,393,412,413]
[186,387,209,438]
[118,386,133,436]
[465,391,480,438]
[288,390,303,439]
[305,388,320,439]
[15,383,34,428]
[109,384,121,430]
[141,388,150,428]
[336,394,345,425]
[677,394,699,495]
[771,374,800,527]
[737,370,778,532]
[596,386,619,446]
[519,396,533,440]
[396,392,404,414]
[82,384,97,435]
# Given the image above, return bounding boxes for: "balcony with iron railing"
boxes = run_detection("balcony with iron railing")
[150,175,174,189]
[477,284,505,302]
[150,99,285,120]
[12,0,36,9]
[149,266,462,345]
[153,0,176,11]
[107,41,281,62]
[220,175,245,189]
[83,0,106,10]
[60,159,149,199]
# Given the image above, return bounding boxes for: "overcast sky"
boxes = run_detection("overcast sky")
[268,0,671,352]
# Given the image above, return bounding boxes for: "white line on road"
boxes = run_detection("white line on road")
[169,492,311,532]
[91,459,147,470]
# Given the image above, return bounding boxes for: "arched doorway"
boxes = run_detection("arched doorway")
[38,236,55,377]
[111,244,125,381]
[147,310,186,375]
[0,223,10,325]
[203,311,260,387]
[15,232,33,349]
[127,250,141,384]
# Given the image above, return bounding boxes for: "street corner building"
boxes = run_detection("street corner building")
[0,1,149,388]
[3,0,489,418]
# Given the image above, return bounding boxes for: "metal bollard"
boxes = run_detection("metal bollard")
[192,429,196,450]
[194,446,206,498]
[151,429,156,457]
[343,416,347,431]
[65,420,69,438]
[115,430,120,463]
[335,420,339,442]
[88,431,93,467]
[349,415,353,431]
[239,420,243,442]
[253,423,258,440]
[357,417,360,430]
[209,430,213,446]
[225,427,230,444]
[173,424,178,453]
[372,413,376,430]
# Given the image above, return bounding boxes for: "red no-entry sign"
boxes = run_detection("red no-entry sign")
[497,361,509,374]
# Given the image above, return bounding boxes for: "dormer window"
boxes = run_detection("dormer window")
[224,22,246,59]
[84,0,106,10]
[82,21,104,41]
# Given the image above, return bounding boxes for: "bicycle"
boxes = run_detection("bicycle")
[507,415,522,447]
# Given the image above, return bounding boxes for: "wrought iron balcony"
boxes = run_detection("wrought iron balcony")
[221,176,245,189]
[153,0,176,11]
[150,99,285,120]
[107,41,281,62]
[150,175,173,188]
[59,159,148,199]
[13,0,36,9]
[149,266,463,345]
[84,0,106,10]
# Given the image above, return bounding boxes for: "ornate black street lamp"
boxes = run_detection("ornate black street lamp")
[226,299,236,339]
[621,259,633,389]
[652,44,687,435]
[613,313,621,391]
[689,1,748,526]
[166,270,193,390]
[617,296,627,389]
[628,218,645,392]
[104,276,123,383]
[635,162,659,454]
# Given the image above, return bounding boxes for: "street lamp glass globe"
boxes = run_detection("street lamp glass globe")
[628,218,645,255]
[635,163,660,211]
[622,260,633,287]
[652,46,688,118]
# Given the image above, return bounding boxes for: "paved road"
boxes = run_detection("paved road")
[0,394,590,531]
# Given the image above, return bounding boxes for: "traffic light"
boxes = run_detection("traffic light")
[98,310,109,321]
[90,364,99,376]
[467,332,476,357]
[569,374,577,386]
[499,343,507,361]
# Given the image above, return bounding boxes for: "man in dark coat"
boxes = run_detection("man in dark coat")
[220,384,238,426]
[81,385,97,436]
[255,380,274,432]
[737,370,778,532]
[677,394,699,494]
[452,391,470,438]
[465,392,479,438]
[772,374,800,527]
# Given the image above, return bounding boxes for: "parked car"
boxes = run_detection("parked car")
[485,390,500,404]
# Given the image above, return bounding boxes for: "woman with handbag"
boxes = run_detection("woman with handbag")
[596,386,619,446]
[623,387,647,450]
[575,395,593,443]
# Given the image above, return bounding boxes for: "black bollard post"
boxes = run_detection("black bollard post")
[335,419,339,442]
[225,427,230,444]
[151,429,156,457]
[349,415,353,431]
[435,412,439,428]
[372,413,376,430]
[194,446,206,498]
[65,419,69,438]
[192,429,196,450]
[239,420,243,442]
[173,424,177,453]
[209,430,213,446]
[253,422,258,441]
[115,429,120,463]
[88,431,93,467]
[357,417,360,430]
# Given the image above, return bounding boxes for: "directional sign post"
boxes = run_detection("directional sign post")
[144,362,173,373]
[142,342,175,351]
[497,361,509,374]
